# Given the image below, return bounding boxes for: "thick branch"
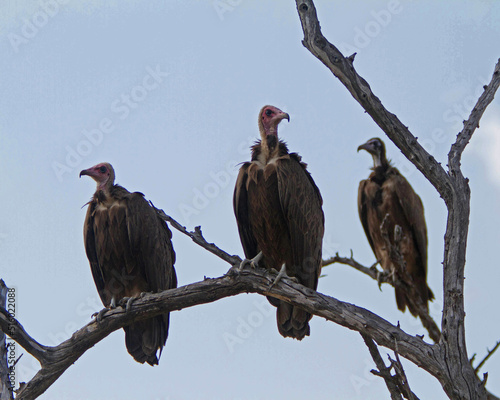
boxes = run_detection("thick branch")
[1,268,441,400]
[439,60,500,400]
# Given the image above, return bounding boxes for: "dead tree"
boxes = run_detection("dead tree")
[295,0,500,398]
[1,1,500,399]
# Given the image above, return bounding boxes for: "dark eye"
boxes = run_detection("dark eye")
[265,109,273,117]
[99,166,107,173]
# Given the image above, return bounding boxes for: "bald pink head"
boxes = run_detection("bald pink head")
[80,162,115,191]
[258,105,290,138]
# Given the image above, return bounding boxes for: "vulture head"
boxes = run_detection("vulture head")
[258,105,290,139]
[357,137,388,168]
[80,162,115,192]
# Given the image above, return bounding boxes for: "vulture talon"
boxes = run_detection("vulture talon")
[376,271,384,291]
[239,259,250,270]
[109,296,117,309]
[125,297,135,313]
[239,251,263,270]
[93,307,108,323]
[269,264,288,289]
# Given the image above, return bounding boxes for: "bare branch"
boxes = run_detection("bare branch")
[152,204,241,267]
[322,252,381,282]
[389,339,420,400]
[322,248,441,344]
[474,341,500,375]
[361,332,403,400]
[0,308,47,363]
[1,256,443,400]
[449,59,500,172]
[438,60,500,400]
[294,0,452,203]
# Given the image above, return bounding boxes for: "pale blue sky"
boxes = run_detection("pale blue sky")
[1,1,500,399]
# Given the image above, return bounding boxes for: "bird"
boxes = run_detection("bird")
[80,162,177,365]
[233,105,324,340]
[357,137,434,316]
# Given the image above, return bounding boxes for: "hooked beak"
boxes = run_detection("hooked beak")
[79,169,92,178]
[273,111,290,124]
[357,143,371,153]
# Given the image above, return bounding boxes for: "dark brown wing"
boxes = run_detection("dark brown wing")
[83,200,107,305]
[125,192,177,293]
[390,174,428,273]
[124,192,177,365]
[275,155,324,290]
[358,179,377,255]
[234,163,259,259]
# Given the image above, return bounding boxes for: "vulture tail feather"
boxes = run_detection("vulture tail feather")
[276,301,311,340]
[124,314,169,366]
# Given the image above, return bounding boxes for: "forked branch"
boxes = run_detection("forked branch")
[474,341,500,376]
[361,332,404,400]
[294,1,500,398]
[322,242,441,344]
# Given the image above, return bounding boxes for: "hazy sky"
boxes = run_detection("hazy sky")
[1,1,500,399]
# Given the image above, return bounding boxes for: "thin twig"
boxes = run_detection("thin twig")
[322,252,382,282]
[360,333,403,400]
[474,340,500,375]
[322,247,441,344]
[449,59,500,171]
[389,338,420,400]
[152,204,241,267]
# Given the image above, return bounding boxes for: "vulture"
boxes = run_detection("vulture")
[357,138,434,316]
[234,105,324,340]
[80,162,177,365]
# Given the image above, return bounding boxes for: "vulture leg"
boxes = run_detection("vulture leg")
[269,264,298,289]
[376,271,385,290]
[93,307,109,323]
[120,292,150,312]
[239,251,263,270]
[92,295,118,323]
[121,296,136,313]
